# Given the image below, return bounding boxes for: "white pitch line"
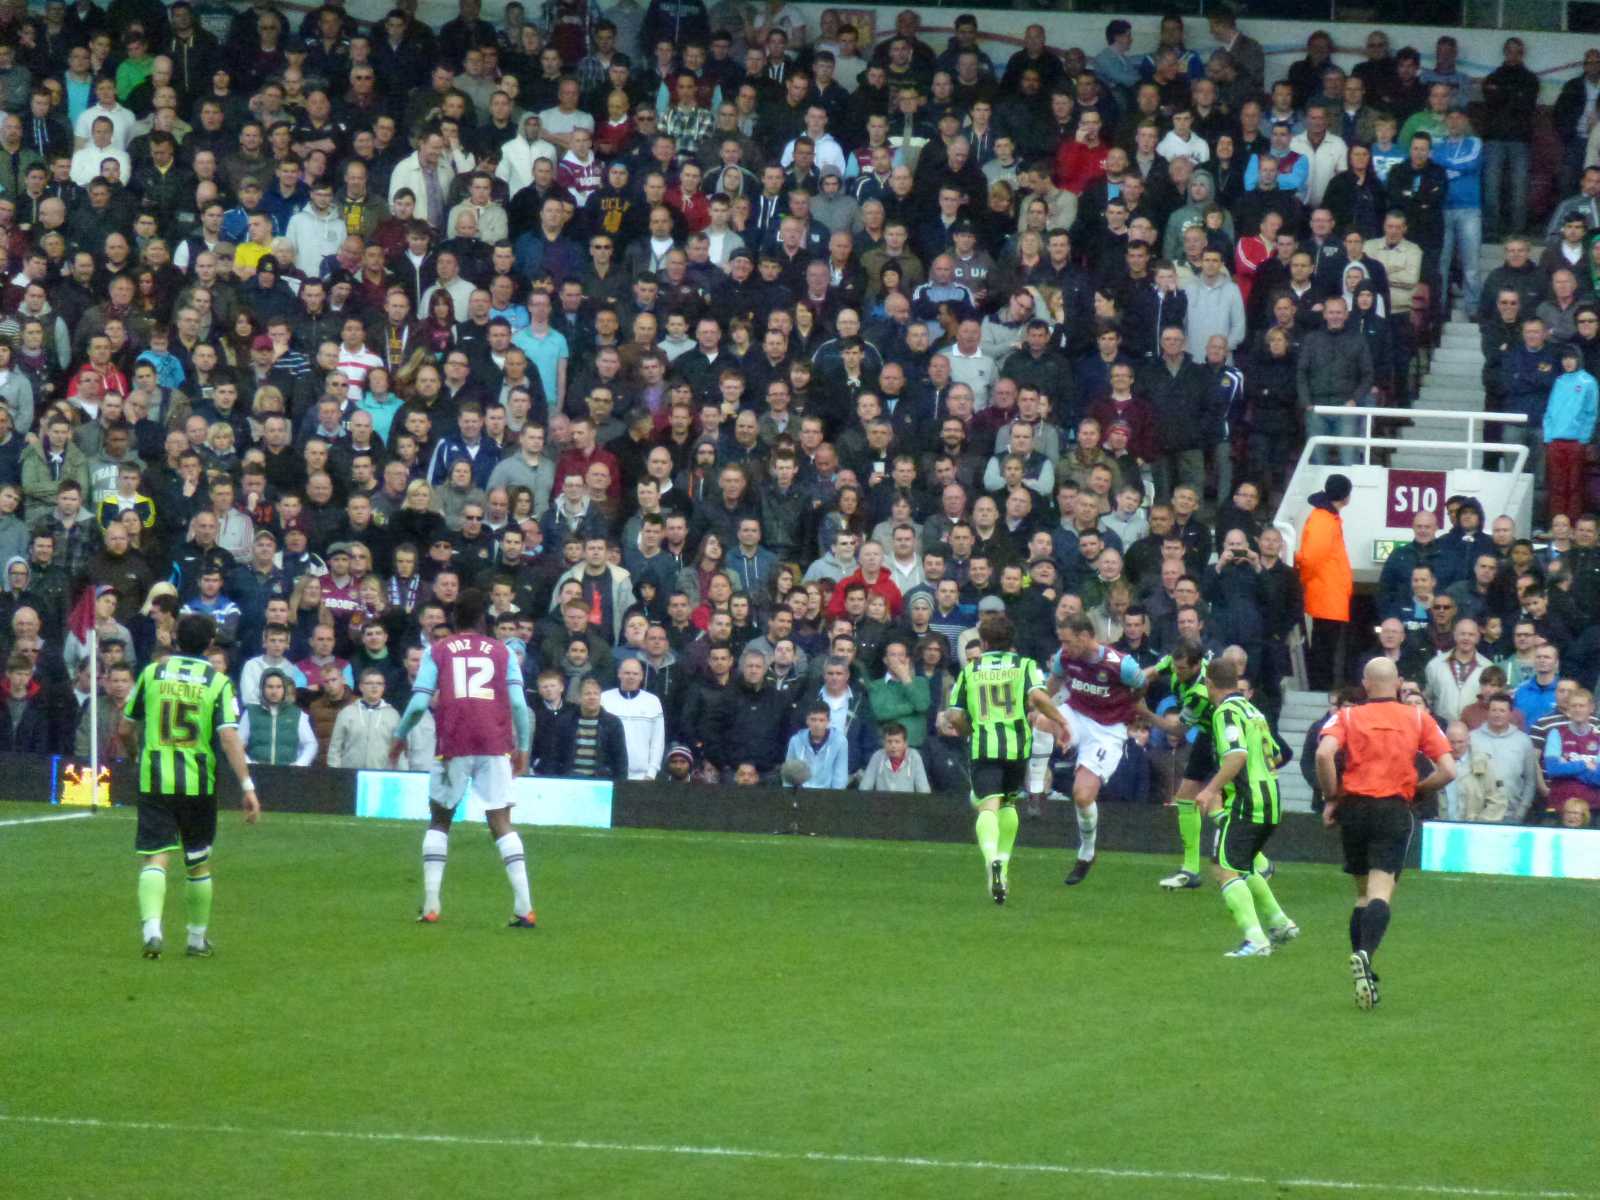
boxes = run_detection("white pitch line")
[0,1114,1586,1199]
[12,807,1592,884]
[0,810,95,828]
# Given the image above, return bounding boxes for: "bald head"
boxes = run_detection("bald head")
[1363,656,1400,698]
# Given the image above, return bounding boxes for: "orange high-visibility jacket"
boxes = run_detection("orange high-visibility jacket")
[1298,500,1353,621]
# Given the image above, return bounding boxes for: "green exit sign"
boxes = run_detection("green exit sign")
[1372,539,1404,563]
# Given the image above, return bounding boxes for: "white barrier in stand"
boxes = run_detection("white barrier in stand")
[1273,408,1534,585]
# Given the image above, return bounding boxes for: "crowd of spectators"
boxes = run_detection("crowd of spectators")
[0,0,1592,824]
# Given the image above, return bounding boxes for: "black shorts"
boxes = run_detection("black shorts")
[1212,809,1274,874]
[136,791,218,862]
[970,759,1027,805]
[1183,728,1217,783]
[1337,795,1415,878]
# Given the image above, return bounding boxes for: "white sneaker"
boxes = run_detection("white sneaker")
[1268,921,1300,945]
[1224,939,1273,958]
[1159,869,1203,890]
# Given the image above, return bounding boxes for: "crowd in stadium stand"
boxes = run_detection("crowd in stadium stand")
[0,0,1596,824]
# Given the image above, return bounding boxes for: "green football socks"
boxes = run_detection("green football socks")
[1221,877,1265,945]
[1246,872,1288,930]
[996,804,1019,875]
[1176,798,1201,874]
[975,808,1000,864]
[185,871,213,946]
[1253,852,1271,874]
[139,865,166,942]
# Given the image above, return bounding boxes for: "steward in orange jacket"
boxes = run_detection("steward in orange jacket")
[1298,479,1353,621]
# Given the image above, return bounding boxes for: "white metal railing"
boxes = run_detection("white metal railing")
[1304,406,1529,472]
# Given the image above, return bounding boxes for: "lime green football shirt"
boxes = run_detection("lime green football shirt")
[1210,692,1281,824]
[125,655,240,797]
[949,650,1046,762]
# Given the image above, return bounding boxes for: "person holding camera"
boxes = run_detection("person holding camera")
[1203,528,1267,677]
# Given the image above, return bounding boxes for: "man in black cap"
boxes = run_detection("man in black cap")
[241,254,297,321]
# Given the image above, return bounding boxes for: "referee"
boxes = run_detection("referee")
[117,614,260,960]
[1315,658,1453,1010]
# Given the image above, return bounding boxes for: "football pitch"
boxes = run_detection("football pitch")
[3,802,1590,1200]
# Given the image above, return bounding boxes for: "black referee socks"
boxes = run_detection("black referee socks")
[1349,907,1363,953]
[1360,900,1392,957]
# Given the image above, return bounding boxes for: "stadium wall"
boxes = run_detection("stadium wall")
[0,752,1386,868]
[783,5,1596,102]
[240,0,1597,100]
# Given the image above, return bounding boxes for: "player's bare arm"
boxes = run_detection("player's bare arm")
[391,686,434,766]
[1315,734,1342,825]
[217,726,260,824]
[1195,748,1245,815]
[508,686,532,777]
[1137,698,1183,738]
[940,707,970,738]
[1416,753,1457,795]
[1027,688,1069,744]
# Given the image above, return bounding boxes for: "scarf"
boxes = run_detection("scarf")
[386,573,421,612]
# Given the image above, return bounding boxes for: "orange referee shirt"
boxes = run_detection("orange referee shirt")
[1321,700,1451,802]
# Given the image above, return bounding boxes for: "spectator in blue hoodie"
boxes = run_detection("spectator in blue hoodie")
[784,701,849,788]
[1543,342,1599,523]
[1435,104,1483,319]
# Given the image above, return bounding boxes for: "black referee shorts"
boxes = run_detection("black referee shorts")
[1183,728,1218,783]
[970,759,1027,807]
[136,791,218,864]
[1337,795,1415,878]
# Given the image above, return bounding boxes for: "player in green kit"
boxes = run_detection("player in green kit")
[1194,657,1298,957]
[116,614,260,959]
[941,613,1070,904]
[1145,642,1275,890]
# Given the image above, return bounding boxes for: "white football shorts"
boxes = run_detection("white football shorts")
[1064,708,1128,783]
[429,755,515,812]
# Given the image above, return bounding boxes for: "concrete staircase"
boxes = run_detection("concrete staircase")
[1389,241,1513,471]
[1275,688,1324,813]
[1273,691,1324,812]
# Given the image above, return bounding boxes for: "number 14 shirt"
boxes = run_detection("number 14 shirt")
[950,650,1047,762]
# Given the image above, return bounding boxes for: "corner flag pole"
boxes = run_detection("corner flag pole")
[88,627,98,815]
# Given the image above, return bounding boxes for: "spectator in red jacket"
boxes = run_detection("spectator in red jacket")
[1053,110,1111,194]
[825,539,904,618]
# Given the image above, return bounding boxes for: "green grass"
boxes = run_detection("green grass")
[3,802,1591,1199]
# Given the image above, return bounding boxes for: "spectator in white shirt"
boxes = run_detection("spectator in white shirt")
[601,658,666,780]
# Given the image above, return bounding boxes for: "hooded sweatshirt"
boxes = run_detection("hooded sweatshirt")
[1162,170,1232,259]
[810,168,862,235]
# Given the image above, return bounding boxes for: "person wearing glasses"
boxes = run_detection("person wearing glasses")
[1418,593,1460,655]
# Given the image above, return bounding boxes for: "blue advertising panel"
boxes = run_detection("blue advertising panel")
[1421,820,1600,880]
[355,771,613,828]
